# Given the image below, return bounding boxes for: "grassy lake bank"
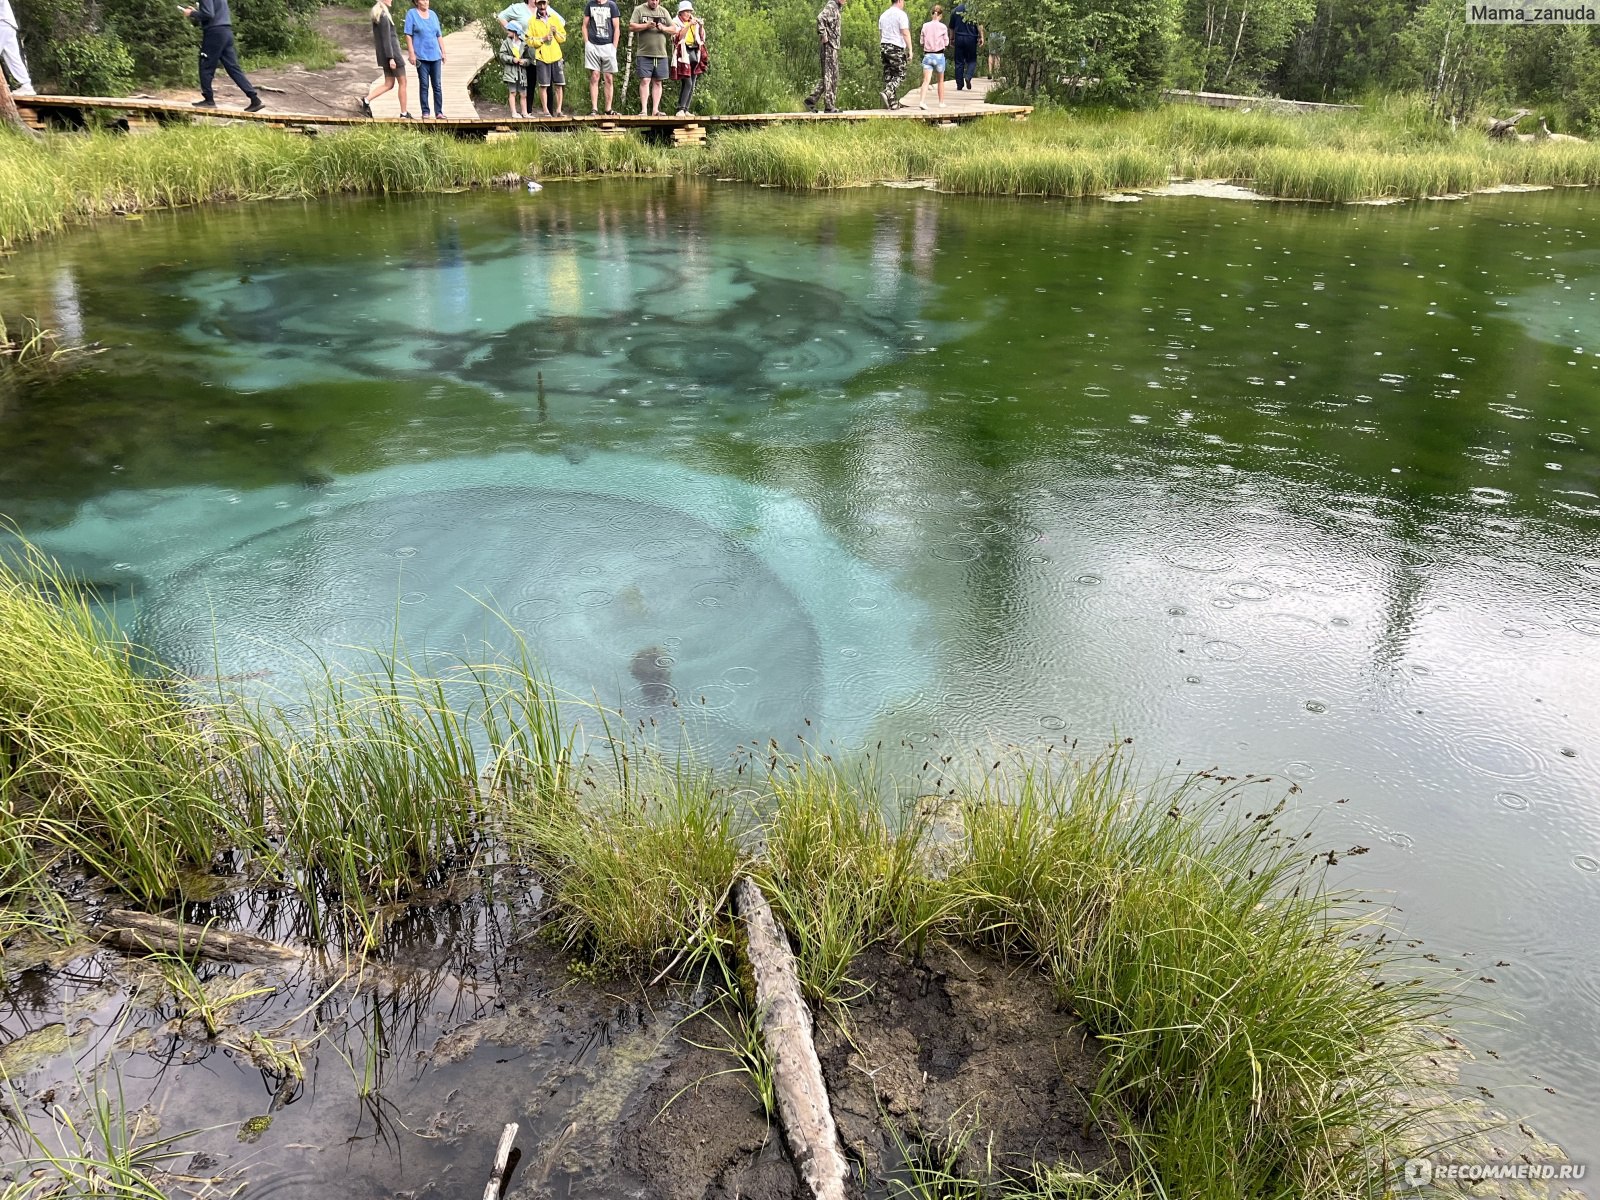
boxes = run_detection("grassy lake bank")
[0,544,1502,1200]
[6,101,1600,247]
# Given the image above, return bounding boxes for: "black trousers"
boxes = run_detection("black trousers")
[199,24,257,102]
[952,40,977,88]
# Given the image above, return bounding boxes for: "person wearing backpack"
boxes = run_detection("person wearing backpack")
[499,19,532,116]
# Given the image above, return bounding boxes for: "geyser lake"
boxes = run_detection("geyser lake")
[2,180,1598,1174]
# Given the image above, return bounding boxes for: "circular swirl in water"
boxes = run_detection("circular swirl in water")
[136,486,823,747]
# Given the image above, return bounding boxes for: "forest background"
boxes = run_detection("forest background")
[7,0,1596,130]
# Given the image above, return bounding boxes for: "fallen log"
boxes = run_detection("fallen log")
[93,909,304,968]
[733,877,850,1200]
[482,1122,519,1200]
[1487,108,1531,138]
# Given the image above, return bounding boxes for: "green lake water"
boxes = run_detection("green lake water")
[2,180,1598,1178]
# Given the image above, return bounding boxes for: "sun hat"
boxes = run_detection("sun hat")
[507,18,523,30]
[677,1,693,11]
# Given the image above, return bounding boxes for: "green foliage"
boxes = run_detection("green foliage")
[1274,0,1411,101]
[40,33,137,95]
[1173,0,1314,92]
[232,0,321,57]
[104,0,196,85]
[1398,0,1507,121]
[971,0,1179,102]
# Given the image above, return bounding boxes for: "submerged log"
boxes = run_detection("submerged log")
[732,877,850,1200]
[92,909,304,968]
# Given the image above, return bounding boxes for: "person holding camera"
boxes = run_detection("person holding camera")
[628,0,676,117]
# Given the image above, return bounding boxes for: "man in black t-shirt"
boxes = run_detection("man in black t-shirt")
[584,0,622,113]
[947,0,982,91]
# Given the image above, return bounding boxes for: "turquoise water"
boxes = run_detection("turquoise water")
[2,180,1599,1172]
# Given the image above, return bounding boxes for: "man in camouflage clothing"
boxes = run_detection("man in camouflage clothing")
[803,0,843,113]
[877,0,910,109]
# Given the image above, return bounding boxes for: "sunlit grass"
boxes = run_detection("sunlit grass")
[0,124,673,247]
[0,538,236,905]
[506,744,747,975]
[8,96,1600,246]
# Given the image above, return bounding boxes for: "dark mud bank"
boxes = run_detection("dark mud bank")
[481,942,1109,1200]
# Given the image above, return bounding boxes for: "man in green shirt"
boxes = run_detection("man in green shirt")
[629,0,675,116]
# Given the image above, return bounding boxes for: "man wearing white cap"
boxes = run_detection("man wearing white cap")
[0,0,33,97]
[668,0,706,116]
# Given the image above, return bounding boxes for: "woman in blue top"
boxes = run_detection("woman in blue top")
[404,0,447,118]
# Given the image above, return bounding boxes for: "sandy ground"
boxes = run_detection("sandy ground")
[146,8,387,116]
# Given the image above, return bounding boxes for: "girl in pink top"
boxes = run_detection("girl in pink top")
[918,6,948,108]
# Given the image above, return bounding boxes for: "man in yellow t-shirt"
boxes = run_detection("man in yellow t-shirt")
[527,0,568,116]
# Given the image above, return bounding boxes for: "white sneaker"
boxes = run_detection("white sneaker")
[15,86,36,96]
[918,100,927,109]
[938,101,946,108]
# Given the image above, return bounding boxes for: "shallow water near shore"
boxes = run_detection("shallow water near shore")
[2,179,1599,1185]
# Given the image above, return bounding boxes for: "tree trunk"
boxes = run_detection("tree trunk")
[0,69,29,135]
[1223,0,1251,88]
[733,878,850,1200]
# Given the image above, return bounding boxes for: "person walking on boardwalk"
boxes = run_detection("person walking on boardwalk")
[801,0,842,114]
[180,0,263,111]
[362,0,411,117]
[0,0,35,97]
[405,0,446,118]
[629,0,675,117]
[947,0,981,91]
[916,4,947,109]
[583,0,621,114]
[528,0,567,116]
[669,0,706,116]
[877,0,910,110]
[498,19,531,116]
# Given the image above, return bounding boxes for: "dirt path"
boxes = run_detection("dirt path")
[147,8,391,117]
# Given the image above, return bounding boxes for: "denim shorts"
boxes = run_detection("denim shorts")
[636,54,669,79]
[922,52,946,72]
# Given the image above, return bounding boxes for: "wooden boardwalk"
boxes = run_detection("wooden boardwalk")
[899,75,1004,114]
[15,76,1029,135]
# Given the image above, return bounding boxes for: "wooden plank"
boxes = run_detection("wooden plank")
[1161,88,1360,113]
[15,92,1032,134]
